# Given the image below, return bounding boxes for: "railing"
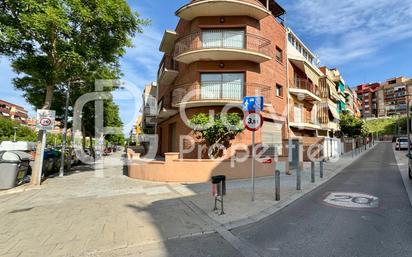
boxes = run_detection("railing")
[174,30,272,58]
[172,81,271,106]
[157,56,179,79]
[290,78,320,97]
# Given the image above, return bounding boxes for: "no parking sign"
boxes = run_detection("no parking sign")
[36,110,56,131]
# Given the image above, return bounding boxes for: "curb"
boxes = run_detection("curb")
[222,142,379,231]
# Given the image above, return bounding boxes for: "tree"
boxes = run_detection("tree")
[190,113,244,158]
[0,1,148,184]
[0,117,37,142]
[1,0,148,110]
[339,112,367,137]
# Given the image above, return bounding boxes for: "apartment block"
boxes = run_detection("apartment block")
[286,29,323,137]
[140,82,158,134]
[318,67,342,134]
[0,99,29,124]
[379,77,412,117]
[355,83,380,118]
[156,0,288,158]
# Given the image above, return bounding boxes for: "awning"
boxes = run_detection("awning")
[327,78,339,100]
[328,103,340,120]
[289,56,322,85]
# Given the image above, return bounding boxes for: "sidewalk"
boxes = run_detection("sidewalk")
[0,144,376,257]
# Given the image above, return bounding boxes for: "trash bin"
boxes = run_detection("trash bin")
[0,151,31,190]
[211,175,226,196]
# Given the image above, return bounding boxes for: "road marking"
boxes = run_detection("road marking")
[323,192,379,209]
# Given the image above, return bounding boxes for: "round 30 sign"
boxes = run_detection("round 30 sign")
[244,112,263,131]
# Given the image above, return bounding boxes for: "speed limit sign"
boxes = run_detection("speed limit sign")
[244,112,263,131]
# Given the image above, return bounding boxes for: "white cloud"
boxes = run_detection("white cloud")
[288,0,412,65]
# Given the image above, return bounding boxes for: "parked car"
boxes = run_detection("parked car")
[395,137,411,150]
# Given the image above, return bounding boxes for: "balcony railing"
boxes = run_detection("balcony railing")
[157,56,178,79]
[291,78,320,97]
[176,0,274,21]
[172,81,271,106]
[173,30,272,62]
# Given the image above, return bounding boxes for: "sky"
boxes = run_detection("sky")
[1,0,412,134]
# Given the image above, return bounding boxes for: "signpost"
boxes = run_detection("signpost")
[243,96,264,201]
[34,110,56,185]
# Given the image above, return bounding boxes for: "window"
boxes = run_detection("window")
[294,104,302,123]
[275,46,283,63]
[262,121,283,156]
[200,73,244,100]
[202,29,245,49]
[276,84,283,97]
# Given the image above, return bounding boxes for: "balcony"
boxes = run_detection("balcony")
[157,95,178,120]
[157,57,179,86]
[289,115,320,130]
[172,81,271,108]
[289,78,321,102]
[176,0,272,21]
[174,30,272,64]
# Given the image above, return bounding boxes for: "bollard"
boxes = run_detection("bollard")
[212,175,226,215]
[296,166,301,190]
[275,169,280,201]
[311,161,315,183]
[320,160,324,178]
[352,148,354,158]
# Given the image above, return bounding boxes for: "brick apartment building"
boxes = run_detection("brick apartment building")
[356,77,412,118]
[155,0,288,158]
[0,99,29,124]
[356,83,380,118]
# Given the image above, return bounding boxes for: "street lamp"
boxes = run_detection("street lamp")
[13,127,18,142]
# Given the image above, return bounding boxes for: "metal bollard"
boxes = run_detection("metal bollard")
[275,169,280,201]
[296,166,301,190]
[311,161,315,183]
[352,148,354,158]
[320,160,324,178]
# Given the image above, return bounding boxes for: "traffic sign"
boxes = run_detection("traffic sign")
[36,110,56,131]
[244,112,263,131]
[243,96,264,112]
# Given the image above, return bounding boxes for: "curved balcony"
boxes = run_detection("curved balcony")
[174,30,272,64]
[176,0,272,21]
[172,81,271,108]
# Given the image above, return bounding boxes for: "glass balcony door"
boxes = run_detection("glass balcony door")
[202,29,245,49]
[200,73,244,100]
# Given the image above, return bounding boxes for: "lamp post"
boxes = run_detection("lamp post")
[13,127,18,142]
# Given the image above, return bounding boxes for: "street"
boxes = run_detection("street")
[232,142,412,257]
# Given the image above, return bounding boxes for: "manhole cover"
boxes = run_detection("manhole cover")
[323,192,379,209]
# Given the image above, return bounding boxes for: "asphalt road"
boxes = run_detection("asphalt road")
[232,142,412,257]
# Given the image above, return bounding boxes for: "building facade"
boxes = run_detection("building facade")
[0,99,29,124]
[286,29,323,138]
[379,77,412,117]
[155,0,288,158]
[355,83,380,118]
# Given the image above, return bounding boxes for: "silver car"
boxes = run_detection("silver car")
[396,137,410,150]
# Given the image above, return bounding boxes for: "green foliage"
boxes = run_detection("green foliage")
[0,117,37,142]
[339,112,367,137]
[364,116,407,135]
[190,113,244,158]
[0,0,148,110]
